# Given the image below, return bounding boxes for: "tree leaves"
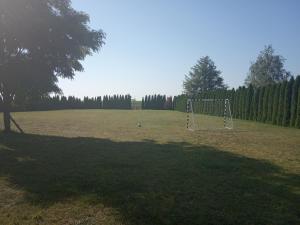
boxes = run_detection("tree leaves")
[183,56,227,96]
[0,0,105,97]
[245,45,290,88]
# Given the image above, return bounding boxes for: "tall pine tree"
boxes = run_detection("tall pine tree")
[282,77,294,126]
[296,87,300,128]
[276,81,287,126]
[290,76,300,127]
[245,85,254,120]
[272,84,281,124]
[257,87,265,122]
[267,85,275,122]
[233,88,240,118]
[251,88,260,121]
[262,85,270,122]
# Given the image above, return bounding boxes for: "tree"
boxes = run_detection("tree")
[276,81,287,125]
[229,88,236,117]
[257,87,265,121]
[183,56,227,95]
[245,45,290,88]
[240,86,247,119]
[142,97,145,109]
[251,88,259,121]
[245,85,254,120]
[234,88,241,119]
[290,76,300,127]
[272,84,281,124]
[296,87,300,128]
[282,77,294,126]
[262,85,270,122]
[267,85,276,122]
[0,0,105,132]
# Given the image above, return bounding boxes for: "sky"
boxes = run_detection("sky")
[58,0,300,100]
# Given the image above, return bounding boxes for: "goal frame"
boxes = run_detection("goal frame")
[186,98,234,131]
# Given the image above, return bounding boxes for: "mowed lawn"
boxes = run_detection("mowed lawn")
[0,110,299,225]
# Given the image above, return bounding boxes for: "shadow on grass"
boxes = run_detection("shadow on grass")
[0,132,299,225]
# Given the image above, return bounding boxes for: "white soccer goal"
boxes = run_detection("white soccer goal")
[186,98,233,131]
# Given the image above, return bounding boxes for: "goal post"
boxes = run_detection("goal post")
[186,98,233,131]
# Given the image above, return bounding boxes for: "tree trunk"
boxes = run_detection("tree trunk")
[2,94,11,132]
[3,109,11,132]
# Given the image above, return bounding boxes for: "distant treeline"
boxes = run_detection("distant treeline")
[174,76,300,128]
[142,95,174,110]
[102,95,132,109]
[6,95,132,111]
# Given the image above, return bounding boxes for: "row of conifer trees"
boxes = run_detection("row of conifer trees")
[9,95,132,111]
[174,75,300,128]
[102,95,132,109]
[142,95,174,110]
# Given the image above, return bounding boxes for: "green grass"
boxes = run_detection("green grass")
[0,110,299,225]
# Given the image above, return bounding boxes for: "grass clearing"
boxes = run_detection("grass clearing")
[0,110,299,225]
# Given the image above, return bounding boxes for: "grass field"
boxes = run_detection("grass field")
[0,110,300,225]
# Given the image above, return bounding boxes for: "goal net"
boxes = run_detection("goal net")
[186,98,233,131]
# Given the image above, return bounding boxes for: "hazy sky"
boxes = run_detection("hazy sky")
[58,0,300,100]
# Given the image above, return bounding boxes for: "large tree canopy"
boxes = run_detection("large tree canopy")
[245,45,290,88]
[183,56,227,96]
[0,0,105,131]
